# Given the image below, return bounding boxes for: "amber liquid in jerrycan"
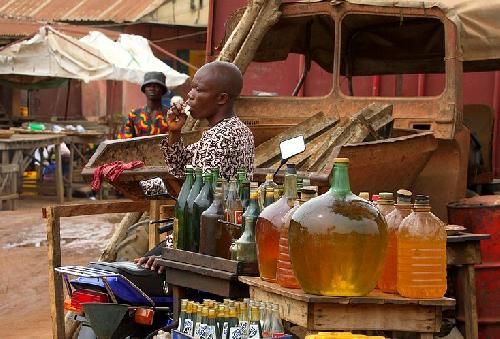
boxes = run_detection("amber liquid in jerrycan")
[289,158,388,296]
[377,189,412,293]
[397,195,447,298]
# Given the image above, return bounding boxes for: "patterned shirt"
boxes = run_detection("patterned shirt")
[161,116,255,180]
[117,105,169,139]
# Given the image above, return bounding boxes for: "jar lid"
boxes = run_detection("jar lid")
[379,192,394,201]
[334,157,349,163]
[414,194,430,205]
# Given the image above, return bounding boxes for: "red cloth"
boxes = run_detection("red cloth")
[91,160,144,191]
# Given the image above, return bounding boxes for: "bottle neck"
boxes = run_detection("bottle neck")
[283,174,298,200]
[330,163,351,197]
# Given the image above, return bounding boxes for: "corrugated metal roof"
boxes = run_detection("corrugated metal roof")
[0,0,167,23]
[0,18,120,40]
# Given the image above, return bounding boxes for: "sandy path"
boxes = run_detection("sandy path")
[0,197,123,338]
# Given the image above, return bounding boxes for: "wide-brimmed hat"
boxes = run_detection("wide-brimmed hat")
[141,71,167,94]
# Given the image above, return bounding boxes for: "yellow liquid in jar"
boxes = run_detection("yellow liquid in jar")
[289,194,387,296]
[377,231,397,293]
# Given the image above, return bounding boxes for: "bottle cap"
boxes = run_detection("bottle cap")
[396,189,412,204]
[359,192,370,200]
[334,158,349,163]
[286,163,297,174]
[414,194,430,205]
[371,194,380,202]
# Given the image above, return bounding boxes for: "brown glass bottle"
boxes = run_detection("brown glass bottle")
[289,158,388,296]
[256,170,298,282]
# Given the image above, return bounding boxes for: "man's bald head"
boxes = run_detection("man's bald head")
[196,61,243,99]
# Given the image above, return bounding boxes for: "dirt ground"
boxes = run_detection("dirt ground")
[0,196,125,339]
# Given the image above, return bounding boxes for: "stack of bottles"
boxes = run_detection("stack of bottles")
[176,298,286,339]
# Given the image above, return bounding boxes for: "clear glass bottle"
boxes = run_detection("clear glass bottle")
[191,172,214,252]
[175,166,194,250]
[261,303,272,337]
[243,190,260,228]
[217,305,226,339]
[377,192,395,217]
[377,189,412,293]
[194,304,203,339]
[264,187,275,207]
[256,171,298,282]
[258,173,278,209]
[289,158,388,296]
[178,299,188,331]
[208,309,218,339]
[200,306,209,339]
[269,304,284,336]
[277,186,317,289]
[397,195,447,298]
[183,301,195,336]
[225,179,244,225]
[239,302,249,339]
[248,306,263,339]
[184,167,203,250]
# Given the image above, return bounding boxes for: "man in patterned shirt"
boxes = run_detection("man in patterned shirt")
[161,60,255,180]
[117,72,170,139]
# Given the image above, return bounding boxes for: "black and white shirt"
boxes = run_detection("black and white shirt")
[161,116,255,180]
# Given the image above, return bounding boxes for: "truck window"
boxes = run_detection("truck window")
[339,14,445,97]
[241,14,334,97]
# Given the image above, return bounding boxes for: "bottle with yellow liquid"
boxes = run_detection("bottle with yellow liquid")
[289,158,388,296]
[377,192,395,217]
[377,189,412,293]
[397,194,447,298]
[256,170,298,282]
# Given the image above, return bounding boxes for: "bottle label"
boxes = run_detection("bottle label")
[239,320,249,337]
[229,326,242,339]
[222,322,229,338]
[199,324,208,339]
[194,322,201,338]
[207,325,216,339]
[248,324,260,339]
[235,210,243,225]
[183,318,194,336]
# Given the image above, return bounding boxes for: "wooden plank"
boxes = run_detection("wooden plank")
[249,286,310,328]
[254,112,338,168]
[41,200,151,218]
[157,258,237,280]
[239,276,455,306]
[163,247,239,273]
[46,206,65,339]
[447,241,482,265]
[0,163,18,173]
[460,265,479,339]
[311,303,440,332]
[55,143,64,204]
[165,268,249,298]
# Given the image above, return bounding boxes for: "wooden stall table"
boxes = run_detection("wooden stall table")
[240,276,455,339]
[157,248,258,320]
[0,133,65,207]
[446,232,490,339]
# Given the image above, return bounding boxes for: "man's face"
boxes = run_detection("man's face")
[186,68,221,120]
[144,83,164,101]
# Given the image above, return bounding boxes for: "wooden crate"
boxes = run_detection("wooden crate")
[0,163,19,210]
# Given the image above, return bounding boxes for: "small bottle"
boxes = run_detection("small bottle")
[175,166,194,249]
[239,302,249,339]
[259,303,267,328]
[178,299,188,331]
[222,306,231,339]
[200,306,210,339]
[258,173,278,209]
[269,304,284,336]
[230,239,238,260]
[194,304,203,339]
[262,303,272,337]
[183,301,195,336]
[397,195,447,298]
[248,306,263,339]
[236,216,258,263]
[264,187,275,207]
[377,192,395,217]
[217,305,226,339]
[378,189,412,293]
[228,306,241,339]
[226,179,244,225]
[208,309,218,339]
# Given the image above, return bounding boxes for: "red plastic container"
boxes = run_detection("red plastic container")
[448,195,500,339]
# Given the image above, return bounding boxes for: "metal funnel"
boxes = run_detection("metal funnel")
[83,303,128,339]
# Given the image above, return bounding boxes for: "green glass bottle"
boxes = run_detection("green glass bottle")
[240,181,250,212]
[184,167,203,251]
[212,168,220,190]
[289,158,388,296]
[236,191,260,263]
[208,309,218,339]
[191,173,214,252]
[243,190,260,225]
[227,306,241,339]
[175,166,194,250]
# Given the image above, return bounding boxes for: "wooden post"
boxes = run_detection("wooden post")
[66,142,74,201]
[46,206,65,338]
[2,150,10,210]
[10,164,17,210]
[149,200,162,250]
[54,144,64,204]
[461,264,479,339]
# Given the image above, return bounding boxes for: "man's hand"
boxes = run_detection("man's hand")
[167,103,188,133]
[134,255,165,274]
